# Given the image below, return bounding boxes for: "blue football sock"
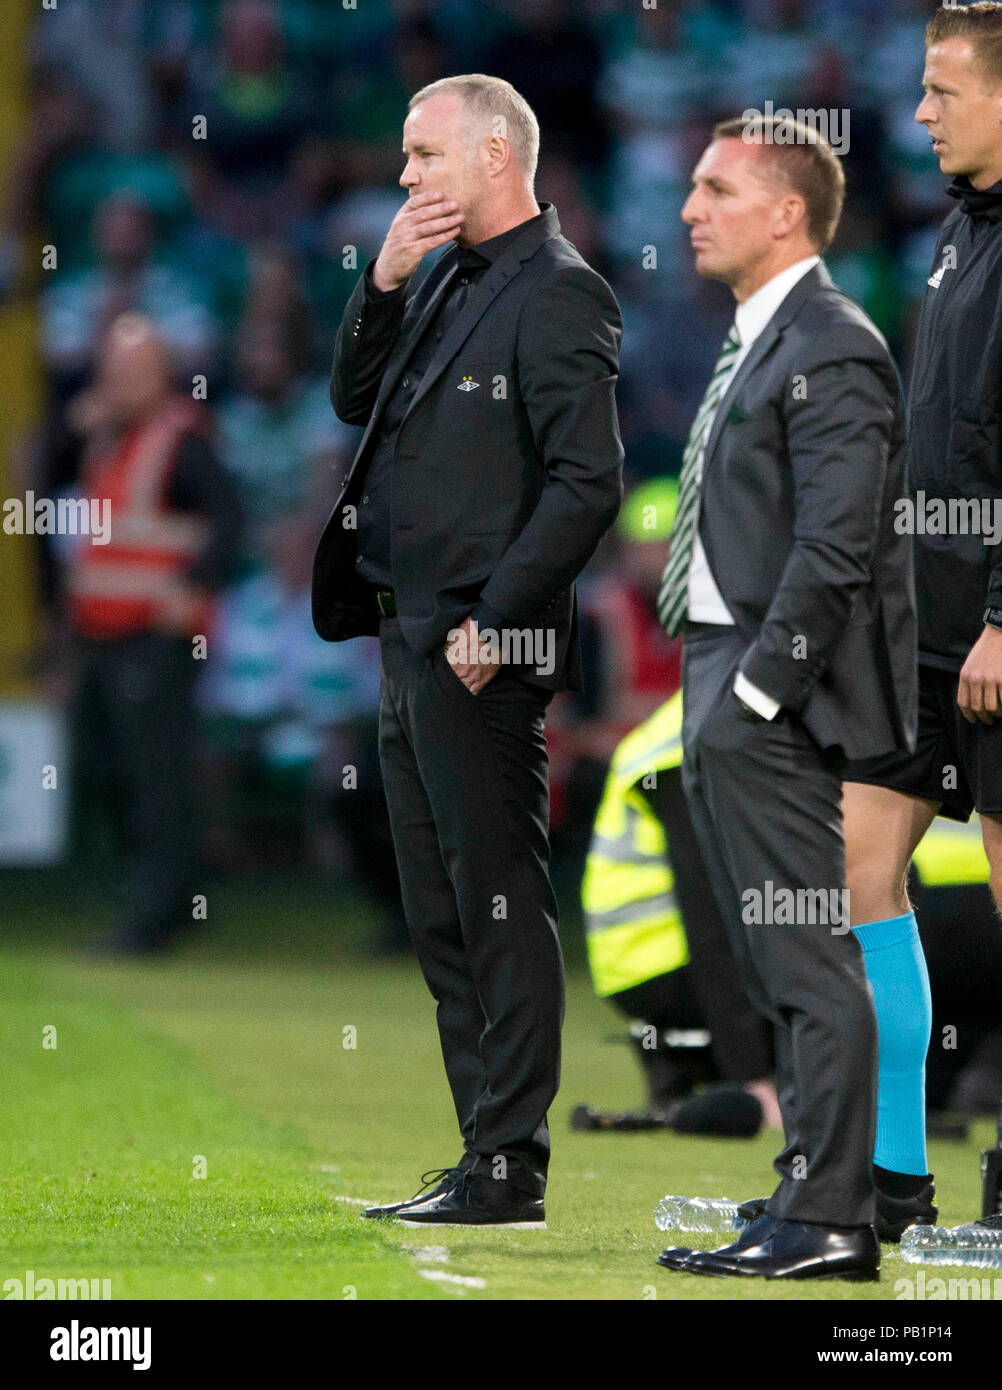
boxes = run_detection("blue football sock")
[851,910,932,1177]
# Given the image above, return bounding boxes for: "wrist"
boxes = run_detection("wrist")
[370,261,406,295]
[984,605,1002,634]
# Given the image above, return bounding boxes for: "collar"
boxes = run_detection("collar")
[734,254,821,349]
[946,174,1002,222]
[455,203,552,271]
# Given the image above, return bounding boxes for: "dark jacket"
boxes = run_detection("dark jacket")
[907,175,1002,671]
[699,262,917,761]
[310,203,624,691]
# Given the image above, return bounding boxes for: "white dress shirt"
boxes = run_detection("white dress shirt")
[686,254,821,718]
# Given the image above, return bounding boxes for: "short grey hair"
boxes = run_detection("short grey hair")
[407,74,539,188]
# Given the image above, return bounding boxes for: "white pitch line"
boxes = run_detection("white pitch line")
[402,1244,450,1264]
[418,1269,487,1289]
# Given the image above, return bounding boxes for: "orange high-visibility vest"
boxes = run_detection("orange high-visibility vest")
[68,397,212,640]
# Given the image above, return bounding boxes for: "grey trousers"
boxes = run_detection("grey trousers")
[680,623,878,1227]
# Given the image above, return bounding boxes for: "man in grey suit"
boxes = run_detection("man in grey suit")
[655,116,917,1281]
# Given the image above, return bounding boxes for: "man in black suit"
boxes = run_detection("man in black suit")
[311,74,624,1228]
[655,116,917,1280]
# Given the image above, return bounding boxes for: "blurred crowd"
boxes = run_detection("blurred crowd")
[2,0,958,949]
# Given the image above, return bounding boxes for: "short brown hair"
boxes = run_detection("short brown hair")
[712,115,846,252]
[926,3,1002,87]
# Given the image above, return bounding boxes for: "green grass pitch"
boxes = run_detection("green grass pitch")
[1,868,992,1301]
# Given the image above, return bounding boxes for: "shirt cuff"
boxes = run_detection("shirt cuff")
[734,670,781,720]
[468,600,508,636]
[364,259,408,301]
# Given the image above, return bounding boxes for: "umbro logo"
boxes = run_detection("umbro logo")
[457,375,480,392]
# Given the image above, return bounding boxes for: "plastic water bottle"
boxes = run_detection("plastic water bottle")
[654,1195,746,1234]
[900,1223,1002,1268]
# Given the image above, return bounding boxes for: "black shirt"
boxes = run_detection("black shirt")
[354,210,547,591]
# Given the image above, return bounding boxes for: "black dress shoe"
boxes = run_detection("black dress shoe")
[875,1176,937,1243]
[737,1196,769,1222]
[657,1213,778,1271]
[684,1219,880,1281]
[656,1245,694,1270]
[363,1164,469,1220]
[397,1169,546,1228]
[656,1212,780,1272]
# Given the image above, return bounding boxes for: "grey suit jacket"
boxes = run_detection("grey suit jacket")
[698,262,917,760]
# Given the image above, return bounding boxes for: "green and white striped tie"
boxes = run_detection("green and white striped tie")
[657,324,741,637]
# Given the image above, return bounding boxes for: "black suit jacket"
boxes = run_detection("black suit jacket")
[699,262,917,760]
[310,203,624,691]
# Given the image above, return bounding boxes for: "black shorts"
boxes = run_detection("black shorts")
[845,664,1002,822]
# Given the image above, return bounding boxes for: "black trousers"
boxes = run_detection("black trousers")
[680,624,878,1227]
[377,615,562,1195]
[73,631,198,942]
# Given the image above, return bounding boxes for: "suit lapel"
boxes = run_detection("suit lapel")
[700,318,782,474]
[354,257,460,458]
[400,204,561,424]
[700,261,831,477]
[344,205,560,487]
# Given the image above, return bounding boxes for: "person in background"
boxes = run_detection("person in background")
[200,310,402,941]
[64,313,241,957]
[40,192,216,402]
[577,688,778,1138]
[547,477,682,888]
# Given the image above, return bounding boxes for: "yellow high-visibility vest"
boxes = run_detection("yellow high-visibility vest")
[912,815,990,887]
[581,692,689,997]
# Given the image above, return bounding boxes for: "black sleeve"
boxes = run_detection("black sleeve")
[470,265,624,629]
[166,431,244,591]
[330,259,411,426]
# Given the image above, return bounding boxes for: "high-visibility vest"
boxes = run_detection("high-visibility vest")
[913,815,990,887]
[68,397,211,640]
[581,691,689,997]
